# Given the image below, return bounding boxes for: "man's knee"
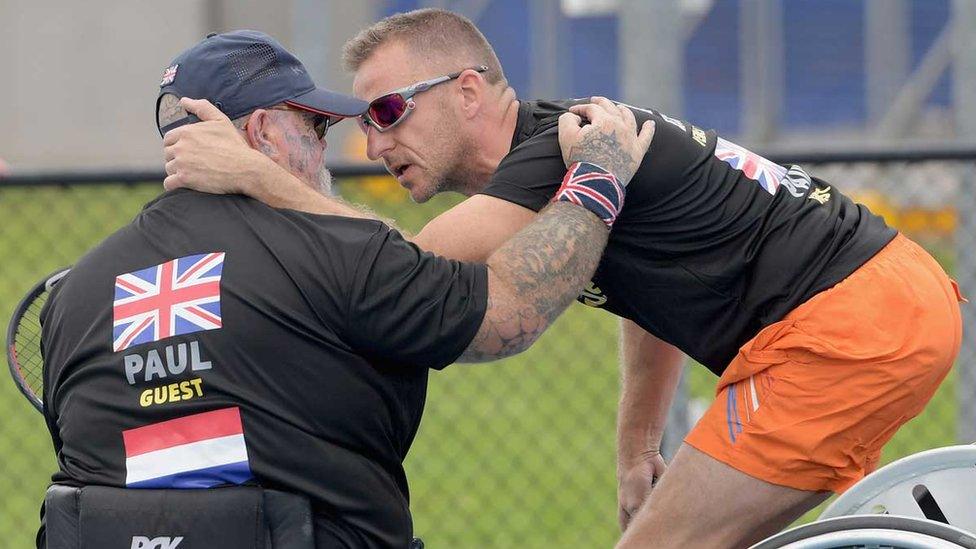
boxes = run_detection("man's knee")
[618,445,827,548]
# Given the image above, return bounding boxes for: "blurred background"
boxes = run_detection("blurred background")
[1,0,975,547]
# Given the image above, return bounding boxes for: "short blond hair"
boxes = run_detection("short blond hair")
[342,8,506,86]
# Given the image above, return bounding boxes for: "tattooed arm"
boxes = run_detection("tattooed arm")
[458,201,606,362]
[458,98,654,361]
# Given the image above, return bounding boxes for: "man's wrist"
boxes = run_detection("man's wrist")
[617,446,662,470]
[552,161,625,227]
[618,430,663,460]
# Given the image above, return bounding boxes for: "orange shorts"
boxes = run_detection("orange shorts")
[685,233,964,493]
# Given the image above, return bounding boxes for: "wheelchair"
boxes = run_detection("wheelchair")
[42,484,426,549]
[43,484,316,549]
[751,444,976,548]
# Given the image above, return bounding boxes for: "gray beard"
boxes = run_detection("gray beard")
[314,166,333,196]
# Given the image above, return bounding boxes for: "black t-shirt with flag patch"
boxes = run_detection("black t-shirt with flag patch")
[481,99,895,374]
[40,189,487,548]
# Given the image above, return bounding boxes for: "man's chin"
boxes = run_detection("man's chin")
[408,190,434,204]
[403,180,435,204]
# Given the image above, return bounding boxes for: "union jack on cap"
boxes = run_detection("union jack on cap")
[160,65,178,87]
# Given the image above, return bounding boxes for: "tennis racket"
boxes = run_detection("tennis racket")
[6,267,70,413]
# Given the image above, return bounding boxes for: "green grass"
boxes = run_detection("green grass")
[0,184,163,547]
[0,180,962,548]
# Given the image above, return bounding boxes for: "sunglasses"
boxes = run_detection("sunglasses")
[268,104,331,140]
[358,65,489,133]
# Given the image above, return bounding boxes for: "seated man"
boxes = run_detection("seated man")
[38,30,652,548]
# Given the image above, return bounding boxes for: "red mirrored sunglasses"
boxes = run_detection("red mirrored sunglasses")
[358,65,488,133]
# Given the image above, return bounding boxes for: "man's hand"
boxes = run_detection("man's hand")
[162,97,275,194]
[558,96,654,184]
[618,451,667,532]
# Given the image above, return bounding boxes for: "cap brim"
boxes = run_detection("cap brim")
[286,87,368,124]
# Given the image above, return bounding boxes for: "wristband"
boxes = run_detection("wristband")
[552,161,625,227]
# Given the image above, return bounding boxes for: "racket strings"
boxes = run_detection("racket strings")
[12,292,48,397]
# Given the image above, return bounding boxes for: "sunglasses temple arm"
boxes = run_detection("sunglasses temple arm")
[409,75,454,93]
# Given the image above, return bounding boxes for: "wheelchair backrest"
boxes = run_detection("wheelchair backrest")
[43,484,313,549]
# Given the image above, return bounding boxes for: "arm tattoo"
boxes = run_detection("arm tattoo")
[569,131,635,183]
[458,202,608,362]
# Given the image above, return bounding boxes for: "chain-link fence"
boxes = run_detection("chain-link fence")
[0,155,972,547]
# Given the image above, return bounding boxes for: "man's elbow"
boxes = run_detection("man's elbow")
[456,311,548,363]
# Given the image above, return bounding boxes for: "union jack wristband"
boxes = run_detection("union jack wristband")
[552,161,625,228]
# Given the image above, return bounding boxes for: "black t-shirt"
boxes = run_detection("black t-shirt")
[482,99,896,374]
[40,189,487,548]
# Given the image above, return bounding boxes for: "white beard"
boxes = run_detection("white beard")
[314,166,333,196]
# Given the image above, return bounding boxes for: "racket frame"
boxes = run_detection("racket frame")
[5,268,70,413]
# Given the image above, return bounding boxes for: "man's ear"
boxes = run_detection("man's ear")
[456,69,485,120]
[244,109,279,158]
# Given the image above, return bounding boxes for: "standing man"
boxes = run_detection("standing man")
[40,30,652,548]
[162,10,964,548]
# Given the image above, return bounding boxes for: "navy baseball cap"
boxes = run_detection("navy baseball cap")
[156,30,367,136]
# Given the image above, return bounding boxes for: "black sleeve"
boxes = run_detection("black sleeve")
[343,225,489,369]
[481,126,565,213]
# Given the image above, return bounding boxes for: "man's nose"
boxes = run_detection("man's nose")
[365,127,395,161]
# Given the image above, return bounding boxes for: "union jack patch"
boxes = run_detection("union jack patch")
[553,162,624,228]
[160,64,179,87]
[714,137,787,195]
[112,252,224,352]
